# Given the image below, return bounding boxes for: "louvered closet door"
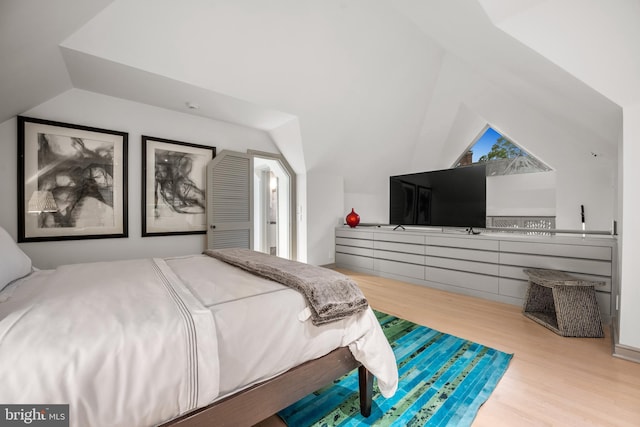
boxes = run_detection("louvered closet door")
[206,150,253,250]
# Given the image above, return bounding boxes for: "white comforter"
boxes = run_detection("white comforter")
[0,255,398,427]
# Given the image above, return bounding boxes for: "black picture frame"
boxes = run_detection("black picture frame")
[17,116,128,242]
[141,135,215,237]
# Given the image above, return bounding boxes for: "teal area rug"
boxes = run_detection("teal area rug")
[279,311,513,426]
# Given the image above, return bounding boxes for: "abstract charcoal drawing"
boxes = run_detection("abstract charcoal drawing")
[37,132,115,228]
[154,149,206,217]
[142,136,215,236]
[18,116,128,242]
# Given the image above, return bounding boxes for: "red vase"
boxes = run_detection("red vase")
[345,208,360,228]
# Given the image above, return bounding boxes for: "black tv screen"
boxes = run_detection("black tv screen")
[389,164,486,228]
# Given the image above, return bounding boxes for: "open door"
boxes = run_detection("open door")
[253,155,293,259]
[206,150,253,250]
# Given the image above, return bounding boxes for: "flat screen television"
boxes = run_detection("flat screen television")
[389,164,486,228]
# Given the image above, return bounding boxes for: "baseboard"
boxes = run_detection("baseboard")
[611,318,640,363]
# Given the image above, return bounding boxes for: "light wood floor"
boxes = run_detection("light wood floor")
[257,270,640,426]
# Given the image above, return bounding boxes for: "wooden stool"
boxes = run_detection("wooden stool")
[522,268,604,338]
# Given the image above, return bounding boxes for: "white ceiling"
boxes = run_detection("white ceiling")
[392,0,621,143]
[60,47,297,131]
[0,0,113,124]
[0,0,630,193]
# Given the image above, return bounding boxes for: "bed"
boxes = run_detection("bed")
[0,227,398,427]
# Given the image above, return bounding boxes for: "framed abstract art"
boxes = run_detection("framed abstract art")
[17,116,128,242]
[141,135,215,237]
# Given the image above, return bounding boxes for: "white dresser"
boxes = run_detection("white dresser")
[335,226,616,321]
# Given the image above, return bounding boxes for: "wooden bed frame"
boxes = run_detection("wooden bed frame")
[161,347,373,427]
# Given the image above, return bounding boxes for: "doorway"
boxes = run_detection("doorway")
[252,154,294,260]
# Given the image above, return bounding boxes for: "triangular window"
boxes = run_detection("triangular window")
[454,126,551,176]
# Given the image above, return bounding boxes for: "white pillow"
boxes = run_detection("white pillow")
[0,227,32,289]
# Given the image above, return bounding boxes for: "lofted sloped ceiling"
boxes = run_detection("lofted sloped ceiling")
[395,0,622,142]
[60,48,297,130]
[480,0,640,108]
[0,0,623,195]
[59,0,444,193]
[393,0,620,171]
[0,0,113,124]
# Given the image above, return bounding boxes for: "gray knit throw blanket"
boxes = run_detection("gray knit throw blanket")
[204,248,368,326]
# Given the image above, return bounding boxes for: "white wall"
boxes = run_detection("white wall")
[343,192,388,225]
[0,89,278,269]
[486,172,556,217]
[305,172,343,266]
[296,173,308,263]
[554,160,616,231]
[620,103,640,348]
